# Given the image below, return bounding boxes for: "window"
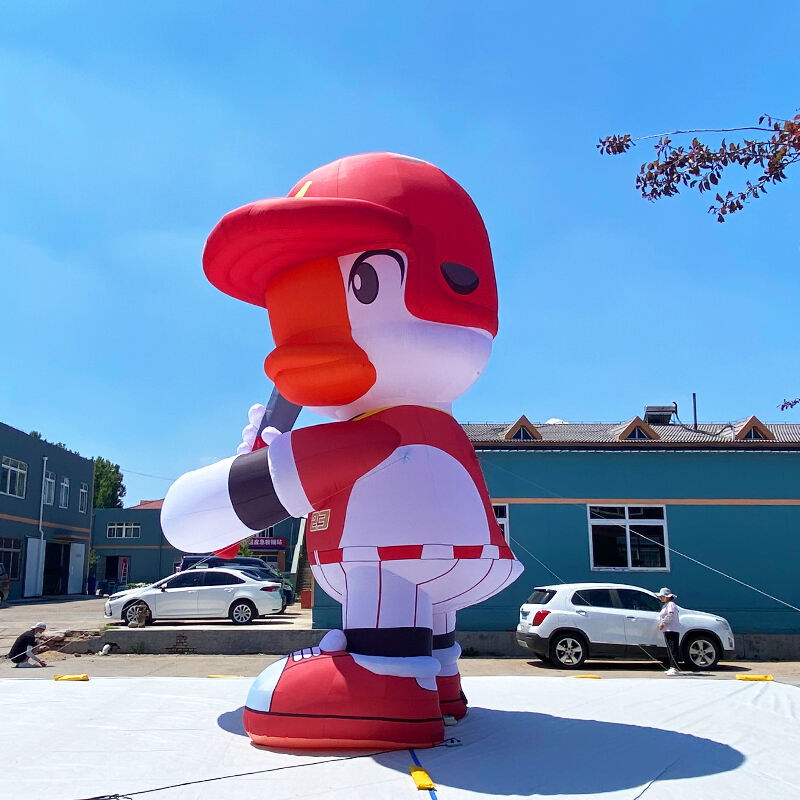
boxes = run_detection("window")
[107,522,141,539]
[0,537,22,581]
[743,427,765,440]
[626,427,650,440]
[492,504,510,543]
[166,572,204,589]
[1,457,27,498]
[43,471,55,505]
[588,504,669,571]
[79,483,89,513]
[203,571,245,586]
[526,589,555,605]
[571,588,616,608]
[59,476,70,508]
[511,427,535,441]
[616,589,662,613]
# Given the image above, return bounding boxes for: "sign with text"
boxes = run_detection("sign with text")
[249,537,287,550]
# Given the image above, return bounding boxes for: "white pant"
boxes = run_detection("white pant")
[312,557,522,632]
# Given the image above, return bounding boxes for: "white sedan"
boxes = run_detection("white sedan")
[516,582,736,670]
[104,568,284,625]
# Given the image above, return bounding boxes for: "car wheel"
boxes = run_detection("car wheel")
[549,632,588,669]
[229,600,256,624]
[682,633,721,670]
[123,601,151,627]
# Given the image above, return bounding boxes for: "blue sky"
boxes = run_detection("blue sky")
[2,2,799,506]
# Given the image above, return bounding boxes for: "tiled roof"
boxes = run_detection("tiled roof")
[463,421,800,446]
[129,499,164,509]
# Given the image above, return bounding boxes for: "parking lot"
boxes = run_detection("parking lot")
[0,597,312,654]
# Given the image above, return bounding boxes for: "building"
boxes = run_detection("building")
[0,422,94,600]
[313,410,800,638]
[91,500,303,588]
[92,500,181,589]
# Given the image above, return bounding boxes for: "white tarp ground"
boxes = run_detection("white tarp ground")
[5,675,800,799]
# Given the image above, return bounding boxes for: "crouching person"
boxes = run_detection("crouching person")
[9,622,48,668]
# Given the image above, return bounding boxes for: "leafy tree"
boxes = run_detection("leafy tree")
[238,539,253,557]
[599,112,800,221]
[93,457,126,508]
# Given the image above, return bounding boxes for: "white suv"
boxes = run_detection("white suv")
[516,583,735,670]
[104,568,284,625]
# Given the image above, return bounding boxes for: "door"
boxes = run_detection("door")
[197,571,246,617]
[43,542,69,595]
[24,538,43,597]
[617,589,665,653]
[152,571,203,617]
[569,588,628,656]
[68,543,85,594]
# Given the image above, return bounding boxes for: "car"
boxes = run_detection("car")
[0,562,9,603]
[516,582,735,670]
[103,567,284,626]
[178,554,295,610]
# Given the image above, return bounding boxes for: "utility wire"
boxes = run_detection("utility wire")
[119,468,177,481]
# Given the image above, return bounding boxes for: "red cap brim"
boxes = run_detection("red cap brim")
[203,197,411,307]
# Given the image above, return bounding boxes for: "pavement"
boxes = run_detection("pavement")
[3,597,799,686]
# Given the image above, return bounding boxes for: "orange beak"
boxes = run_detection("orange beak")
[263,258,376,407]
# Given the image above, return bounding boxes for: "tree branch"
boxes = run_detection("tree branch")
[598,112,800,221]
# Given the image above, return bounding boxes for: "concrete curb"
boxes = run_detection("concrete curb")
[61,629,800,660]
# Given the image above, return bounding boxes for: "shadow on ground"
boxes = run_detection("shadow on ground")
[527,659,750,674]
[217,705,743,795]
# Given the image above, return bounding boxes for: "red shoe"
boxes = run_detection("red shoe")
[436,673,468,720]
[433,641,468,720]
[244,645,444,750]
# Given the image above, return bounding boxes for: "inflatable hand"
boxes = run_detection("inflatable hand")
[237,404,281,454]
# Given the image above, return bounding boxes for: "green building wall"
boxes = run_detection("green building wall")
[314,448,800,635]
[91,508,302,587]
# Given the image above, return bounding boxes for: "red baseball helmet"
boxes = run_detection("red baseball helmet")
[203,152,498,335]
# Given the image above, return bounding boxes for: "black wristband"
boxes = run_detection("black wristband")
[228,448,290,530]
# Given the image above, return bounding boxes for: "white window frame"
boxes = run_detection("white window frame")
[79,483,89,514]
[492,503,510,544]
[43,471,56,506]
[107,522,141,539]
[59,476,70,509]
[1,456,28,499]
[0,537,22,581]
[587,504,670,572]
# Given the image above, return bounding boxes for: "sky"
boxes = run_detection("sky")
[1,2,799,507]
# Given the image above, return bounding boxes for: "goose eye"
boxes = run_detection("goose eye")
[350,261,379,304]
[441,261,479,294]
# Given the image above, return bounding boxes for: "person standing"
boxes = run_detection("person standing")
[8,622,48,668]
[658,589,681,675]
